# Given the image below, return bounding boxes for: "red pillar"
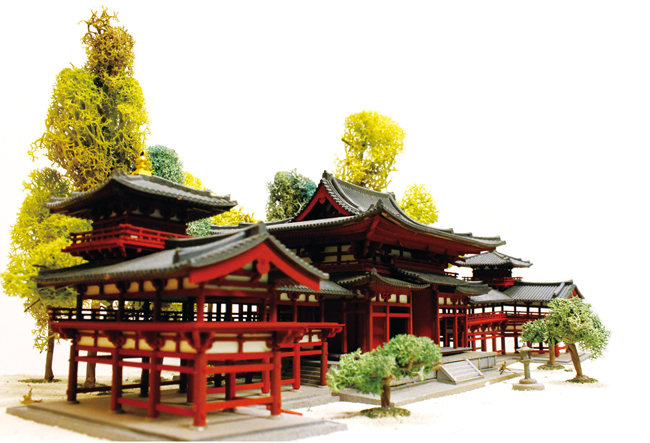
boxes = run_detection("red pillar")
[226,360,236,400]
[270,347,282,416]
[147,352,160,419]
[453,308,458,349]
[110,349,122,412]
[320,339,328,386]
[262,357,270,393]
[292,342,301,390]
[193,352,207,427]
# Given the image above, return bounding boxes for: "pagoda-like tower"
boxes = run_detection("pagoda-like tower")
[47,167,236,261]
[458,251,532,289]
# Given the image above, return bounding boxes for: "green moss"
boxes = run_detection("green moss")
[360,407,411,419]
[567,377,598,384]
[537,364,564,370]
[18,378,62,384]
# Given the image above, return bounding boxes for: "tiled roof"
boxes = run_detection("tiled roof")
[469,290,513,304]
[46,170,236,222]
[457,251,532,268]
[280,171,505,248]
[393,268,471,287]
[335,268,429,290]
[35,224,327,287]
[275,279,355,297]
[503,281,580,302]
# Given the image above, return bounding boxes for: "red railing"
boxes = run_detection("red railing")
[67,224,188,251]
[49,308,261,323]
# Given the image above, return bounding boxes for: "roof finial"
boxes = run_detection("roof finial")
[132,152,152,176]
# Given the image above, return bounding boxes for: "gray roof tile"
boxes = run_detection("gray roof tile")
[458,251,532,268]
[35,224,327,287]
[47,170,236,222]
[503,281,580,302]
[469,290,513,304]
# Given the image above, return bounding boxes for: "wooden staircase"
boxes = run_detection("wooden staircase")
[437,359,484,385]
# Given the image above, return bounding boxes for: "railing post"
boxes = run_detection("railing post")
[320,339,328,386]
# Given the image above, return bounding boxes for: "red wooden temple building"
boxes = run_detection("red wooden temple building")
[37,166,584,427]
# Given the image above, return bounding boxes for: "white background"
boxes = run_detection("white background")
[0,1,647,377]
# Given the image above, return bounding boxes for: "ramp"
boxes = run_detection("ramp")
[437,359,484,385]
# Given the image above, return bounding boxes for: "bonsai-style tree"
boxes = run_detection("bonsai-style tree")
[334,110,405,191]
[521,318,563,370]
[327,334,442,416]
[2,169,90,381]
[398,183,438,225]
[265,169,317,221]
[544,298,610,382]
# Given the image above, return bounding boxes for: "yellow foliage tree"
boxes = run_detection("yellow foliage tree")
[334,110,406,191]
[398,183,438,225]
[29,8,149,192]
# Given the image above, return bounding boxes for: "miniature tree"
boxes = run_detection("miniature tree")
[1,169,90,381]
[29,8,149,192]
[327,334,442,416]
[147,145,185,185]
[334,110,405,191]
[521,318,563,370]
[212,207,260,226]
[265,169,317,221]
[544,298,610,382]
[398,183,438,225]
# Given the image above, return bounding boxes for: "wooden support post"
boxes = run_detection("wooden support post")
[226,360,236,401]
[501,325,507,355]
[492,330,497,353]
[292,342,301,390]
[110,350,122,412]
[342,301,348,354]
[148,353,160,418]
[179,359,187,393]
[320,339,328,386]
[453,309,459,349]
[367,300,373,352]
[193,352,207,427]
[292,299,298,322]
[269,293,277,322]
[471,332,476,351]
[67,343,79,403]
[262,357,270,393]
[270,348,282,416]
[140,357,150,397]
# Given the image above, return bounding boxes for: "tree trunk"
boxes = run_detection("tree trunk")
[548,341,556,367]
[84,300,101,388]
[567,343,585,379]
[44,325,55,382]
[380,382,391,409]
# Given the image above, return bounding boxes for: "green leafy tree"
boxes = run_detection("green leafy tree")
[398,183,438,225]
[334,110,405,191]
[29,8,149,192]
[544,298,610,382]
[2,169,90,381]
[521,318,563,369]
[147,145,185,184]
[327,334,442,410]
[265,169,317,221]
